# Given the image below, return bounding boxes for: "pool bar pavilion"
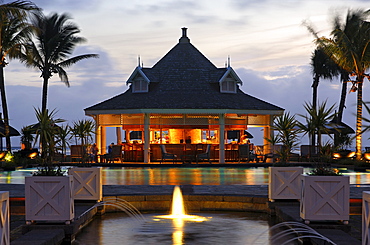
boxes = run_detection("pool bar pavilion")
[85,28,284,163]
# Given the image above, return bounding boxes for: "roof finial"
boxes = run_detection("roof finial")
[138,55,141,67]
[179,27,190,43]
[227,55,230,68]
[182,27,187,37]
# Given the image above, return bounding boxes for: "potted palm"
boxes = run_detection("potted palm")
[69,119,96,165]
[300,167,349,224]
[68,119,102,201]
[55,124,70,162]
[25,108,74,224]
[268,112,304,202]
[298,102,349,224]
[298,101,337,161]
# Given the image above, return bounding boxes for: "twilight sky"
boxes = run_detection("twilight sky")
[3,0,370,148]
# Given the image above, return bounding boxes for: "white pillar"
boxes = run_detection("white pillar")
[144,113,150,163]
[116,127,122,144]
[94,116,102,155]
[101,126,107,154]
[96,126,102,155]
[219,114,225,163]
[264,115,273,163]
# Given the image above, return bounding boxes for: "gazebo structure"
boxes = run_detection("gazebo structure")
[85,28,284,163]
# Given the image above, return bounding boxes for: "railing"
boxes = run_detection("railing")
[120,143,260,162]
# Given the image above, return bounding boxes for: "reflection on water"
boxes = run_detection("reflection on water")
[2,167,370,185]
[101,167,272,185]
[73,212,272,245]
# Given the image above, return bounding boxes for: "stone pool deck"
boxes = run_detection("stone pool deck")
[3,184,367,244]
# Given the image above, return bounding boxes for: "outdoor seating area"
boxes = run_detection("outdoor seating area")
[65,142,324,164]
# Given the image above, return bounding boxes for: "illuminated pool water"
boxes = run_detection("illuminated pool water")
[73,212,273,245]
[1,166,370,185]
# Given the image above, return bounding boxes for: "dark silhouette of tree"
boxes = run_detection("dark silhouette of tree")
[20,12,98,113]
[315,10,370,159]
[0,0,39,152]
[310,47,338,148]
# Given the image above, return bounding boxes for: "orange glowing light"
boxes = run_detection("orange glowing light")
[347,152,356,158]
[0,152,6,159]
[332,153,341,159]
[364,153,370,161]
[28,152,38,159]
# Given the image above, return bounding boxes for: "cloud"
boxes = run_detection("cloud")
[117,0,199,16]
[230,0,268,9]
[31,0,100,12]
[2,0,369,149]
[235,65,364,147]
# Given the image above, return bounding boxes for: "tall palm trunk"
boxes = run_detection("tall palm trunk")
[0,65,11,152]
[312,75,319,110]
[338,73,349,122]
[334,73,349,146]
[311,75,319,153]
[41,76,49,113]
[356,77,364,160]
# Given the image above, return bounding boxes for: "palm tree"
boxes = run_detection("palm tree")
[70,119,95,146]
[315,9,370,159]
[20,125,33,150]
[310,47,339,148]
[272,112,301,163]
[56,124,70,161]
[70,119,95,163]
[298,101,336,159]
[20,12,98,112]
[0,1,38,152]
[33,107,65,175]
[310,48,339,110]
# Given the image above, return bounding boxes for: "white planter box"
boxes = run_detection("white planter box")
[0,192,9,245]
[300,174,349,224]
[268,167,303,201]
[68,167,102,201]
[25,175,74,224]
[363,191,370,245]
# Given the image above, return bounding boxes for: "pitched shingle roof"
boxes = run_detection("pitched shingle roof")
[85,29,283,113]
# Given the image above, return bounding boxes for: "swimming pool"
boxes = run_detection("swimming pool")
[2,166,370,185]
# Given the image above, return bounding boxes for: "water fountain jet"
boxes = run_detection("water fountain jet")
[78,197,145,222]
[155,186,209,222]
[251,221,336,245]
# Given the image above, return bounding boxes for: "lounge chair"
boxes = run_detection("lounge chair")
[104,145,123,163]
[70,145,83,162]
[160,145,177,163]
[238,144,250,163]
[196,144,211,164]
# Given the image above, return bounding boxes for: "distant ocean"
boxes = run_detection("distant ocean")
[7,147,71,155]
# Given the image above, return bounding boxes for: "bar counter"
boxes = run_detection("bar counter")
[122,143,243,162]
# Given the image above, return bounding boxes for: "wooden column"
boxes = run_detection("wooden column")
[101,126,107,154]
[116,127,122,144]
[144,113,150,163]
[94,116,102,155]
[219,114,225,163]
[264,115,273,163]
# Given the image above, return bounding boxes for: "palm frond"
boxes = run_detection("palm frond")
[58,54,98,68]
